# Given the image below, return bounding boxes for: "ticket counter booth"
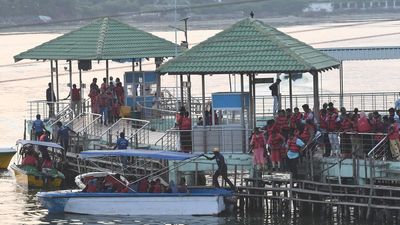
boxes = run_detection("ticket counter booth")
[124,71,160,118]
[192,92,250,153]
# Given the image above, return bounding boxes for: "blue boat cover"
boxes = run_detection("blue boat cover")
[79,149,200,161]
[17,139,64,149]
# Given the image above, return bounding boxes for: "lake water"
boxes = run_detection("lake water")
[1,20,400,224]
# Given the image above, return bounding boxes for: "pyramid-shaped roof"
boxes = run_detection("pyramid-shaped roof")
[14,17,183,62]
[158,18,339,74]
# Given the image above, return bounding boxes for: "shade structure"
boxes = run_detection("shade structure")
[79,149,200,161]
[158,18,339,75]
[14,17,184,62]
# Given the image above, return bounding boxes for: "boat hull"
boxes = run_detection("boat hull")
[10,164,63,189]
[38,188,231,215]
[0,152,15,169]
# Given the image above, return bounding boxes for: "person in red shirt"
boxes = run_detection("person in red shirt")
[326,108,340,157]
[114,82,125,105]
[103,174,128,193]
[179,111,192,153]
[251,127,267,170]
[70,84,81,116]
[267,126,285,171]
[21,149,38,167]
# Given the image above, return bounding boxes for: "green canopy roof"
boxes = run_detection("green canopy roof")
[14,17,183,62]
[158,18,339,75]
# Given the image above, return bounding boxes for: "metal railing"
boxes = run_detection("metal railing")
[367,135,389,160]
[256,92,400,118]
[27,100,71,120]
[154,127,251,153]
[99,118,151,148]
[67,113,102,135]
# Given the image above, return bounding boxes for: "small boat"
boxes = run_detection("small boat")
[37,149,234,215]
[9,140,65,189]
[0,147,16,169]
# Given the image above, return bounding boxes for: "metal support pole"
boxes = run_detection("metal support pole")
[289,73,293,110]
[69,60,73,93]
[340,61,344,108]
[187,75,192,116]
[201,74,206,153]
[106,60,109,84]
[248,74,253,130]
[180,74,184,106]
[312,71,320,123]
[55,60,59,112]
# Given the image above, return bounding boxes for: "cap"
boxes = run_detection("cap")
[212,147,220,152]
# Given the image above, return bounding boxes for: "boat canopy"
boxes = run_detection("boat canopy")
[16,139,64,149]
[79,149,200,161]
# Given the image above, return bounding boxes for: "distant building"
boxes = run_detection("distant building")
[303,2,334,13]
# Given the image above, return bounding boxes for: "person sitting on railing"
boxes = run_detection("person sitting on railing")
[388,117,400,160]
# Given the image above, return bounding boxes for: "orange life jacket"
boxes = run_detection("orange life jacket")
[287,137,300,152]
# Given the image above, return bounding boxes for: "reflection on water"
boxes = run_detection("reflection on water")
[0,170,373,225]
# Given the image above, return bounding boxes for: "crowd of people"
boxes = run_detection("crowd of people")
[88,76,125,126]
[83,174,189,194]
[251,102,400,178]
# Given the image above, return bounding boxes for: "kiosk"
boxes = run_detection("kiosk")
[124,71,160,118]
[192,92,250,153]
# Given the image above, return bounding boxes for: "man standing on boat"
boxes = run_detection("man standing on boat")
[269,78,281,115]
[203,147,235,189]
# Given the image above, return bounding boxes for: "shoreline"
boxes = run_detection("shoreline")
[2,12,400,34]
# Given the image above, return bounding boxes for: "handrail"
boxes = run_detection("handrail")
[367,135,389,158]
[100,118,150,137]
[74,113,102,134]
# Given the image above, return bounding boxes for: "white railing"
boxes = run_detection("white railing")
[99,118,151,148]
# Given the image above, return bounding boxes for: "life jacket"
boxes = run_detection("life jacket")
[71,88,80,101]
[357,117,372,132]
[180,117,192,130]
[388,123,399,140]
[268,134,284,150]
[319,114,327,130]
[275,115,289,131]
[300,124,314,143]
[287,137,300,152]
[252,133,266,149]
[41,159,52,169]
[21,155,37,166]
[326,113,339,132]
[341,118,353,132]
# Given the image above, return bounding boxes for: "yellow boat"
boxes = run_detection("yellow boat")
[9,140,65,189]
[0,147,16,169]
